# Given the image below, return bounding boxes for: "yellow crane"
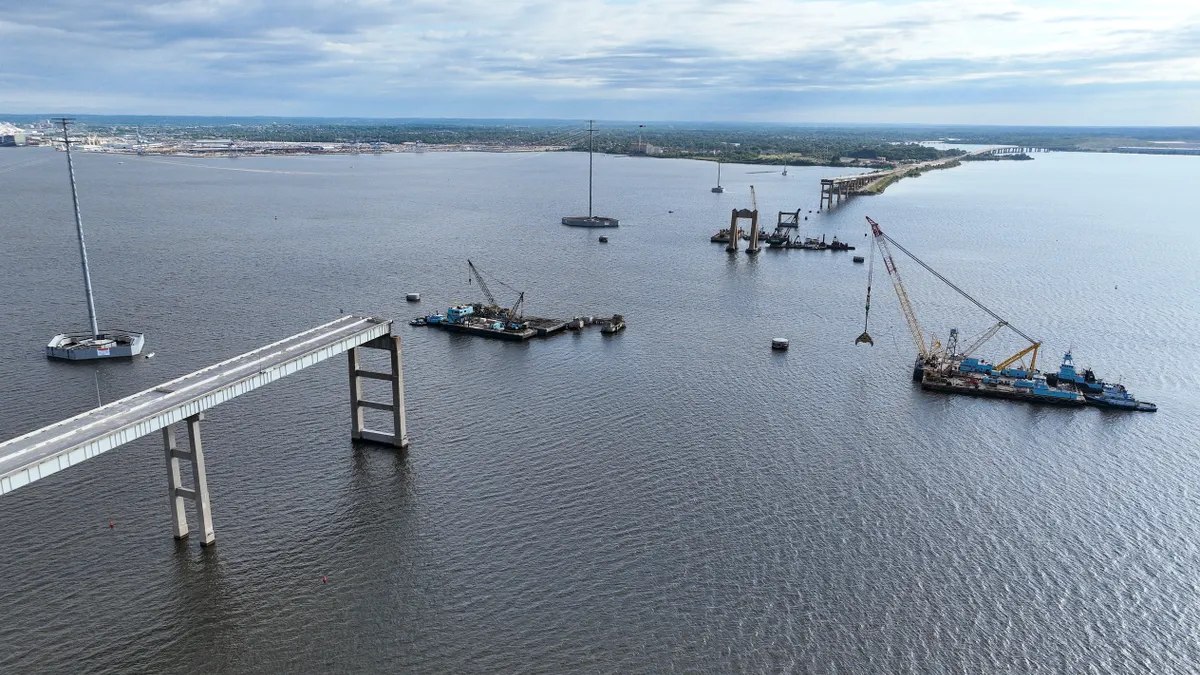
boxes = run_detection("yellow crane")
[857,217,1041,376]
[857,217,936,363]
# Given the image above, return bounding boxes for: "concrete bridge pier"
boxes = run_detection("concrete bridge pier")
[348,334,409,448]
[745,209,761,254]
[163,413,216,546]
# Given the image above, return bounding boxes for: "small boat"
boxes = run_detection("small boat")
[600,314,625,334]
[710,229,732,243]
[406,293,421,302]
[852,256,865,263]
[598,236,608,243]
[771,338,789,351]
[1085,383,1157,412]
[409,317,427,326]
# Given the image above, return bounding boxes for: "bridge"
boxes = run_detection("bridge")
[818,146,1050,208]
[0,314,408,546]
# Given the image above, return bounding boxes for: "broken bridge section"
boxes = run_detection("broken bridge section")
[0,314,408,545]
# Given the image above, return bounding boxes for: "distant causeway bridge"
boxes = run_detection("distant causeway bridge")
[818,146,1049,209]
[0,315,408,547]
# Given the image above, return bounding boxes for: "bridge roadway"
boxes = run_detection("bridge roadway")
[0,314,395,497]
[818,146,1046,208]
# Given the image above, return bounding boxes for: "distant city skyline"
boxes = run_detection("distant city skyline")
[2,0,1198,125]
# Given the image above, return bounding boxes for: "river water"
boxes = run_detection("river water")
[1,146,1198,673]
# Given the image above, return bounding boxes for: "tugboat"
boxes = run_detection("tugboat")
[764,230,791,246]
[828,236,856,251]
[1050,351,1105,393]
[1085,383,1157,412]
[600,314,626,334]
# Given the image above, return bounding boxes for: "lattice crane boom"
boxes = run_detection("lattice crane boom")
[862,217,1042,374]
[866,216,929,360]
[962,321,1006,357]
[466,259,498,307]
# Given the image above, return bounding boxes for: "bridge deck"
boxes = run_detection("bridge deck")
[0,315,392,496]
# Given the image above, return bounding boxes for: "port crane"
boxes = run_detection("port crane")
[467,259,526,328]
[856,216,1042,375]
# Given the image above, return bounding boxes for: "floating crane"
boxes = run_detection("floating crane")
[466,259,499,309]
[856,216,1042,377]
[467,259,525,327]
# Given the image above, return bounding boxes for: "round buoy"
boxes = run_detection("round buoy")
[322,576,327,583]
[109,521,114,528]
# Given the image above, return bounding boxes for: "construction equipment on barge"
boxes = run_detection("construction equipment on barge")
[413,261,624,341]
[855,215,1132,408]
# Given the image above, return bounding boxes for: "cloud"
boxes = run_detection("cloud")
[0,0,1197,123]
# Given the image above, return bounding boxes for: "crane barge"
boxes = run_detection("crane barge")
[856,216,1088,406]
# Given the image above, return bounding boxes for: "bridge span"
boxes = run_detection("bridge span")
[0,314,408,546]
[819,146,1049,208]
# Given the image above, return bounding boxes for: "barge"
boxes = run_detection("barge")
[435,319,536,341]
[921,372,1085,406]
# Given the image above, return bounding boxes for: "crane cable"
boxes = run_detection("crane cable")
[855,232,876,345]
[878,231,1038,347]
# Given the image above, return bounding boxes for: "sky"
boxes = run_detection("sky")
[1,0,1198,125]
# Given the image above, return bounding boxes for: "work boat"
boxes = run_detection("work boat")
[1085,383,1157,412]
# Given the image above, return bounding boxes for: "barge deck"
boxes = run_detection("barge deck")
[921,374,1085,406]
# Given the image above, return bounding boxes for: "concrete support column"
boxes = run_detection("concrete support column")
[746,210,760,254]
[186,414,216,547]
[349,334,409,449]
[726,209,739,252]
[162,426,188,540]
[161,413,215,546]
[348,347,364,440]
[387,336,409,449]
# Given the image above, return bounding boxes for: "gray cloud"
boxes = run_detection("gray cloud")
[0,0,1197,123]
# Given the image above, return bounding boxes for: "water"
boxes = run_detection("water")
[1,147,1199,673]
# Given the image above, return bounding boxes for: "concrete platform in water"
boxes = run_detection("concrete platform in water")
[47,330,144,359]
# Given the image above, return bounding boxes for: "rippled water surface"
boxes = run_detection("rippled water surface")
[1,147,1199,673]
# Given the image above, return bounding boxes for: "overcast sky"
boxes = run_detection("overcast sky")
[1,0,1197,124]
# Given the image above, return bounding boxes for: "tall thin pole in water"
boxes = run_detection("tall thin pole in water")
[57,117,100,339]
[588,119,594,218]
